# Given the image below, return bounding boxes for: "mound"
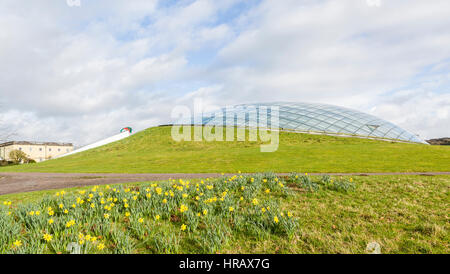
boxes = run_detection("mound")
[1,126,449,173]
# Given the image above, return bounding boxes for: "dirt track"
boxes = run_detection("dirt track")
[0,172,449,195]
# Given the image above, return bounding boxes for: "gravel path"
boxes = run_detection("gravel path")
[0,171,449,195]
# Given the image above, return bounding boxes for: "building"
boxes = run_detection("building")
[172,102,426,144]
[0,141,74,162]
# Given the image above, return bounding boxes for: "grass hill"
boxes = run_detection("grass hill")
[1,126,449,173]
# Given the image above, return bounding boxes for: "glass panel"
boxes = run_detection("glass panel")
[173,102,424,143]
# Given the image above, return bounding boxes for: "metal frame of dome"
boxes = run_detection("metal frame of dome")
[172,102,426,144]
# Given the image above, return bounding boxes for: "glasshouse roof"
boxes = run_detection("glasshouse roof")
[173,102,425,144]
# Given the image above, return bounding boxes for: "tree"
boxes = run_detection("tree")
[9,149,28,164]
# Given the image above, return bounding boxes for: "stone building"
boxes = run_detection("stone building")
[0,141,74,162]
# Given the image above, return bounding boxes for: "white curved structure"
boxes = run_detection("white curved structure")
[56,129,132,159]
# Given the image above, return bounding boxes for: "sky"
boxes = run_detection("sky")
[0,0,449,146]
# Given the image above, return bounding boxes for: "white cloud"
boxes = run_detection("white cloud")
[366,0,382,7]
[0,0,449,146]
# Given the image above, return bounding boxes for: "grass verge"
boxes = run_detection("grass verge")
[1,174,448,254]
[1,126,449,173]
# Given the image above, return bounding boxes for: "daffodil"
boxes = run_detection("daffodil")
[181,224,187,231]
[180,204,188,213]
[65,220,75,228]
[155,187,162,195]
[43,233,53,242]
[13,240,22,247]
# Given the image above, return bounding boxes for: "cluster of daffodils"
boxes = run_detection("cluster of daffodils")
[0,172,303,254]
[289,173,356,193]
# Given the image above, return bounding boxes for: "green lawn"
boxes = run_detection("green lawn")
[1,174,448,254]
[1,126,449,173]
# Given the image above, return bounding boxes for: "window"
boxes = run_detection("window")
[67,149,70,152]
[19,147,22,151]
[39,148,42,151]
[30,148,33,152]
[175,102,425,144]
[49,148,52,152]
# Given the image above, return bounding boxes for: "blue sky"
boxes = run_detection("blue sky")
[0,0,449,145]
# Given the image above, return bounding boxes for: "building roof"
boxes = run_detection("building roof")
[172,101,426,144]
[0,141,73,148]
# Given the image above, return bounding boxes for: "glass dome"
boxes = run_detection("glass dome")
[173,102,426,144]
